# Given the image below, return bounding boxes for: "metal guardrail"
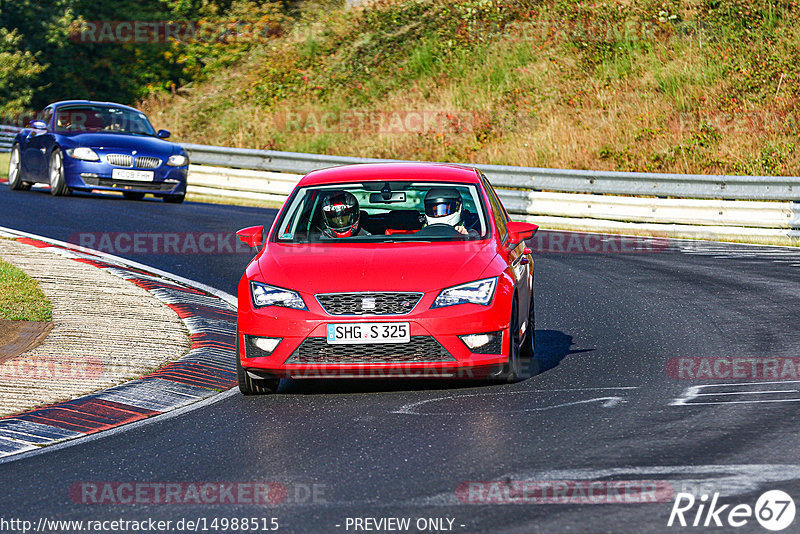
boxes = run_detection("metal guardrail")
[0,129,796,235]
[0,126,20,153]
[181,143,800,202]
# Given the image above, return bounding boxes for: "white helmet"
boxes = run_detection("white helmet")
[424,188,462,227]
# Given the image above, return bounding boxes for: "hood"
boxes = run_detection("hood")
[255,240,498,295]
[62,132,177,155]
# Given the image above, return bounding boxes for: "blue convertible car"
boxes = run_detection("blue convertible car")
[7,100,188,202]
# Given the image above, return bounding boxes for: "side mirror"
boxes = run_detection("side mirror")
[28,120,47,130]
[237,226,265,249]
[506,221,538,246]
[157,129,171,139]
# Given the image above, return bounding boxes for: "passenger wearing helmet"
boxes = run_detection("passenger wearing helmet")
[423,187,472,235]
[320,190,370,238]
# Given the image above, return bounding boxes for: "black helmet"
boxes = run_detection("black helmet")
[321,190,360,237]
[424,187,462,226]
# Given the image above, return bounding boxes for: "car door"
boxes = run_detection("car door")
[22,107,54,182]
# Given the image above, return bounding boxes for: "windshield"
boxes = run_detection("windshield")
[54,105,156,136]
[274,181,489,243]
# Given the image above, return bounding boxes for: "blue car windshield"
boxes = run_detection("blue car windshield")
[54,106,156,136]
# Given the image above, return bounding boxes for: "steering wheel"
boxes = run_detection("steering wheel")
[415,223,463,237]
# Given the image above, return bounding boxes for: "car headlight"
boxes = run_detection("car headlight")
[432,277,498,308]
[166,154,188,167]
[65,147,100,161]
[250,281,306,310]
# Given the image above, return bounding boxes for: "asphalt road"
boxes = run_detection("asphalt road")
[1,186,800,533]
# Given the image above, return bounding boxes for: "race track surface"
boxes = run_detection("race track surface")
[1,187,799,533]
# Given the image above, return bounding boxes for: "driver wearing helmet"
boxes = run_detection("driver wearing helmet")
[423,187,473,235]
[320,190,371,238]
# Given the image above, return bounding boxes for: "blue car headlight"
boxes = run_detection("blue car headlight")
[432,277,498,308]
[65,147,100,161]
[167,154,188,167]
[250,281,306,310]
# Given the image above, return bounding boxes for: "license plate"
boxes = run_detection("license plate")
[112,168,154,182]
[326,322,410,344]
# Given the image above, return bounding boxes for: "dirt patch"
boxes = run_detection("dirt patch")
[0,319,53,363]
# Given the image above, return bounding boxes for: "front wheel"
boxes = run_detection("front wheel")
[49,148,70,196]
[491,295,521,384]
[521,295,534,360]
[8,145,30,191]
[236,335,280,395]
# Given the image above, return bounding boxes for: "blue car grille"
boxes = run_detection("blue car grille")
[105,154,133,167]
[135,156,161,169]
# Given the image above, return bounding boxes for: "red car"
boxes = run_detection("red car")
[235,163,537,394]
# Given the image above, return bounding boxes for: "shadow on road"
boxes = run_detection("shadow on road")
[530,329,594,376]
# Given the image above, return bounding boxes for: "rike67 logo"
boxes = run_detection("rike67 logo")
[668,490,796,531]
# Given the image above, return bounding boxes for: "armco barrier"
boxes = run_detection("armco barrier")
[181,143,800,202]
[2,127,797,240]
[179,143,800,240]
[0,126,19,153]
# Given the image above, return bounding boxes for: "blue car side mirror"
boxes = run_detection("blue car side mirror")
[157,129,171,139]
[29,120,47,130]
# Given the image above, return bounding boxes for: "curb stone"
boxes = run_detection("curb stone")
[0,233,238,458]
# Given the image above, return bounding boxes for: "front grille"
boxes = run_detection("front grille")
[285,336,455,364]
[135,156,161,169]
[105,154,133,167]
[82,177,176,191]
[316,292,423,316]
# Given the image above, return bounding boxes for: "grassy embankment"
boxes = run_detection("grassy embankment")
[141,0,800,177]
[0,256,53,322]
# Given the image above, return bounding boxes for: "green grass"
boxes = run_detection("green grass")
[0,255,53,322]
[140,0,800,176]
[0,152,9,181]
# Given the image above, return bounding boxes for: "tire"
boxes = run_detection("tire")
[520,294,534,360]
[491,295,521,384]
[8,145,30,191]
[236,334,279,395]
[49,148,70,196]
[505,295,522,383]
[123,192,145,201]
[163,194,185,204]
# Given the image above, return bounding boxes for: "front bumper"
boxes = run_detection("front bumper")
[63,158,187,195]
[237,281,513,380]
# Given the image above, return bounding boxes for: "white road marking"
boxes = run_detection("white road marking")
[672,381,800,406]
[392,387,637,415]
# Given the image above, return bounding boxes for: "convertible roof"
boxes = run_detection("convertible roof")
[299,162,481,187]
[48,100,142,113]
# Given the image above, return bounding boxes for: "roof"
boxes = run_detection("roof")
[298,162,481,187]
[47,100,142,113]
